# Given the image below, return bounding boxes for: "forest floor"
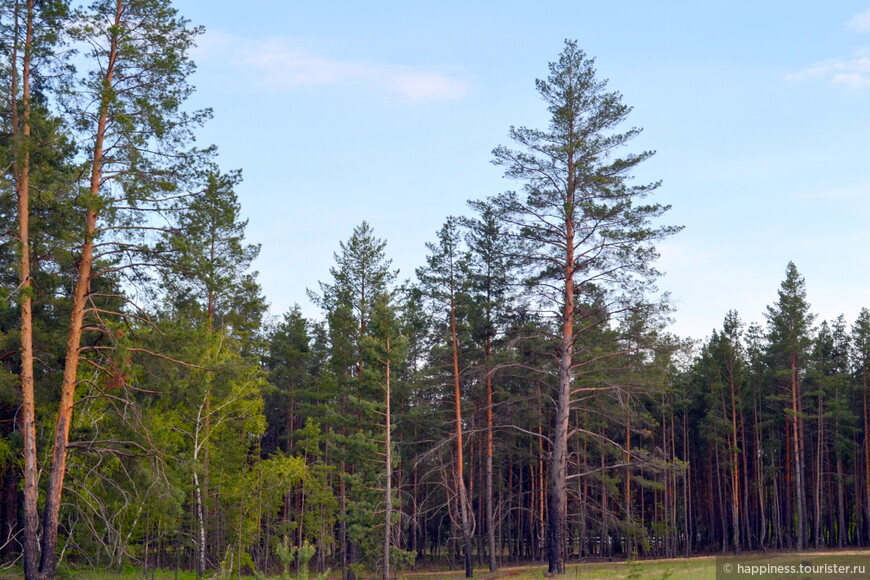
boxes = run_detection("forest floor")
[386,549,870,579]
[2,550,869,580]
[395,555,714,579]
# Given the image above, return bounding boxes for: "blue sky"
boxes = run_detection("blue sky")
[173,1,870,340]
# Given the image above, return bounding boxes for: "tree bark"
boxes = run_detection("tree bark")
[484,336,496,572]
[864,367,870,543]
[11,2,40,577]
[450,277,473,578]
[383,341,392,580]
[728,361,741,551]
[813,394,823,549]
[754,401,766,550]
[38,4,121,577]
[547,213,574,575]
[791,353,806,549]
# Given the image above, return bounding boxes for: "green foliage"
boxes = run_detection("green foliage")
[159,168,266,346]
[5,9,870,575]
[766,262,815,373]
[263,307,315,456]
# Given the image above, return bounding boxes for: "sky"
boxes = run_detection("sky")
[172,0,870,340]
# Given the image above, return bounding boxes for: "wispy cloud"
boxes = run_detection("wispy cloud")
[785,10,870,91]
[848,9,870,33]
[786,48,870,91]
[193,30,468,104]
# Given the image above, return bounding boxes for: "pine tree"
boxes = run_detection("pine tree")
[854,308,870,542]
[159,168,265,349]
[765,262,814,549]
[490,40,679,574]
[694,312,746,551]
[463,200,512,572]
[416,217,474,577]
[807,317,853,548]
[361,291,408,580]
[263,306,314,456]
[0,2,71,575]
[33,2,208,576]
[309,221,397,579]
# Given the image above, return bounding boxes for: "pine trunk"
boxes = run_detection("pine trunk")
[813,395,822,549]
[791,354,806,549]
[864,369,870,543]
[729,372,741,551]
[38,4,120,576]
[484,337,496,572]
[450,281,473,578]
[12,2,40,577]
[547,214,574,575]
[383,347,392,580]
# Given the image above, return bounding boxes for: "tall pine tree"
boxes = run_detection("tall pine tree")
[490,40,679,574]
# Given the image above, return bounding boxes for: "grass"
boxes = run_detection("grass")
[2,550,869,579]
[389,556,717,579]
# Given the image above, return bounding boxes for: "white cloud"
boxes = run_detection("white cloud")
[784,10,870,91]
[831,69,870,89]
[192,30,467,104]
[785,49,870,91]
[848,9,870,33]
[388,72,468,103]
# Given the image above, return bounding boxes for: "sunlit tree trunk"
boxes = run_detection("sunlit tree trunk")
[39,3,120,571]
[10,2,40,576]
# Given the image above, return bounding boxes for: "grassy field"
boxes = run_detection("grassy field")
[3,551,870,579]
[395,551,870,579]
[0,556,722,580]
[392,556,716,579]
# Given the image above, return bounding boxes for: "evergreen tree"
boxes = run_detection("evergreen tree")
[463,200,513,572]
[30,2,209,576]
[806,317,853,548]
[490,40,679,574]
[0,2,71,574]
[765,262,814,549]
[854,308,870,542]
[361,291,409,580]
[159,169,265,344]
[262,306,314,456]
[152,167,263,575]
[693,311,746,551]
[309,221,397,579]
[416,217,474,577]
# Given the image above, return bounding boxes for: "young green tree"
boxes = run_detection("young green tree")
[490,40,679,574]
[310,221,397,579]
[135,323,268,576]
[361,291,408,580]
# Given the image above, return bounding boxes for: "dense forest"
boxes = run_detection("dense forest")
[2,1,870,579]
